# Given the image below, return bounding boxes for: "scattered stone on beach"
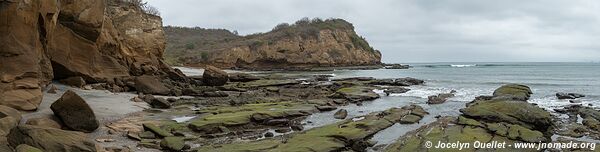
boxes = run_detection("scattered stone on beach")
[47,85,58,94]
[556,92,585,99]
[131,97,144,102]
[149,97,171,109]
[264,132,274,137]
[25,118,62,129]
[7,125,96,152]
[426,92,455,104]
[202,65,229,86]
[134,75,170,95]
[334,109,348,119]
[58,77,86,88]
[138,131,156,139]
[50,90,99,133]
[383,87,410,96]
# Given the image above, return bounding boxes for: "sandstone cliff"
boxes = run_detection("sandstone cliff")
[0,0,172,110]
[164,18,382,70]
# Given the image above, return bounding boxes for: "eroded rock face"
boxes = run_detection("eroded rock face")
[7,125,96,152]
[0,0,170,110]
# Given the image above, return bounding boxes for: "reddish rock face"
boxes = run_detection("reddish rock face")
[0,0,168,110]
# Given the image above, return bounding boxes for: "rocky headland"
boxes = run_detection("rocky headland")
[163,18,382,70]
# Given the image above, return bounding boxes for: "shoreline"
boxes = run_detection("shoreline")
[11,66,600,152]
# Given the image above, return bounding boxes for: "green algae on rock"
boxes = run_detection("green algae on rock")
[492,84,532,101]
[333,86,379,102]
[386,84,552,152]
[195,105,427,152]
[188,102,317,134]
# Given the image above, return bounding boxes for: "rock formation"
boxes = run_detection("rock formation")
[164,18,382,70]
[0,0,175,110]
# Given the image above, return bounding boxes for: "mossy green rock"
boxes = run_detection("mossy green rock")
[385,117,538,152]
[492,84,532,101]
[399,114,422,124]
[143,123,173,137]
[139,131,156,139]
[160,137,185,151]
[335,86,379,102]
[270,106,421,151]
[189,102,316,134]
[460,99,552,131]
[583,117,600,131]
[196,105,425,152]
[15,144,42,152]
[506,124,546,142]
[457,116,484,127]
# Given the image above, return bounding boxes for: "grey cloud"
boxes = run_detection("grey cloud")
[147,0,600,62]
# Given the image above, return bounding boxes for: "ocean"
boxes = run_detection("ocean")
[175,62,600,149]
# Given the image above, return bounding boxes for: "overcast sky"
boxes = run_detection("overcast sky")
[147,0,600,63]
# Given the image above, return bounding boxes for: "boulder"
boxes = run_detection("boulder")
[568,93,585,98]
[427,93,454,104]
[492,84,532,101]
[383,87,410,96]
[25,118,62,129]
[149,97,171,109]
[134,75,170,95]
[264,132,274,137]
[7,125,96,152]
[202,66,229,86]
[334,109,348,119]
[556,92,585,99]
[50,90,99,133]
[58,77,86,88]
[0,105,22,137]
